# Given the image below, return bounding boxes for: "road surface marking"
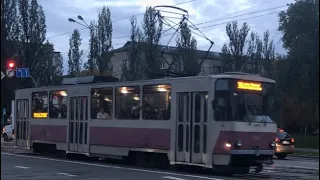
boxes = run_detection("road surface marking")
[1,152,224,180]
[163,176,187,180]
[14,166,30,169]
[275,164,318,170]
[56,172,77,177]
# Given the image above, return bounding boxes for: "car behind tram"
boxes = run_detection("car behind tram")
[13,73,277,174]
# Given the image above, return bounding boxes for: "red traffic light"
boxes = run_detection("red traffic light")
[7,61,15,68]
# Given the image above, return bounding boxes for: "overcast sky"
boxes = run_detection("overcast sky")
[40,0,294,73]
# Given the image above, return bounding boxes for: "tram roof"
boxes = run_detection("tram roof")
[16,73,275,92]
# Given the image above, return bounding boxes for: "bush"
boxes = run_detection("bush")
[291,134,319,149]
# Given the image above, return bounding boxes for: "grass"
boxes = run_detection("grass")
[291,134,319,149]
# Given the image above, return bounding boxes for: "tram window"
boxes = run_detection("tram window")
[49,91,68,119]
[115,86,140,120]
[142,84,171,120]
[32,91,48,118]
[91,88,113,119]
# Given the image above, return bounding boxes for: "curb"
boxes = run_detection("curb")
[289,154,319,159]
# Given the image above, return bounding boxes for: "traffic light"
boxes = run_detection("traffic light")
[7,60,15,69]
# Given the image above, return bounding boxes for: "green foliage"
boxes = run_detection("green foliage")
[122,16,144,81]
[84,6,113,76]
[96,6,113,75]
[53,52,64,76]
[291,134,319,149]
[278,0,319,128]
[221,21,250,72]
[172,22,198,75]
[84,20,98,73]
[16,0,49,86]
[142,6,163,79]
[68,29,83,76]
[221,21,276,77]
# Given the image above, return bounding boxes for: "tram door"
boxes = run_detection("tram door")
[15,100,30,147]
[175,92,208,164]
[68,97,89,153]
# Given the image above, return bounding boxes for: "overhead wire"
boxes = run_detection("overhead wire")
[47,0,198,39]
[60,9,285,54]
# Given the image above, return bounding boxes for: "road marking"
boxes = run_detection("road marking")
[163,176,187,180]
[1,152,224,180]
[14,166,30,169]
[275,164,318,170]
[56,172,77,177]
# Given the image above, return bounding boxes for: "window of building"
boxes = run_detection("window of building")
[209,67,213,74]
[91,88,113,119]
[122,60,128,67]
[115,86,140,119]
[49,91,68,119]
[160,62,165,69]
[214,66,223,74]
[200,66,204,72]
[32,91,48,118]
[142,84,171,120]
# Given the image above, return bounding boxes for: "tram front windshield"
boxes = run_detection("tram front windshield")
[214,78,276,123]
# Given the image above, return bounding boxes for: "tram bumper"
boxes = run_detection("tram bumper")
[229,150,274,166]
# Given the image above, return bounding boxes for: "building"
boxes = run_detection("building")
[110,41,225,79]
[110,41,264,79]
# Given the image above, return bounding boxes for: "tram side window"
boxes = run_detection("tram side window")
[116,86,140,120]
[91,88,113,119]
[49,91,68,119]
[32,91,48,118]
[215,79,232,121]
[143,84,171,120]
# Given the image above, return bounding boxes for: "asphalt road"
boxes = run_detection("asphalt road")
[1,141,319,180]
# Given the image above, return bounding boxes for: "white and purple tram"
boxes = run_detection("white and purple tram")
[14,73,277,174]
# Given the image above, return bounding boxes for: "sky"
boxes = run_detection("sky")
[40,0,294,73]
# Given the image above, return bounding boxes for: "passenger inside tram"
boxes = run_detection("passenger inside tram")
[142,97,158,119]
[97,107,110,119]
[49,101,59,118]
[58,104,67,118]
[34,98,45,113]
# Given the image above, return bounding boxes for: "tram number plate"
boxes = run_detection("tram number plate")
[282,141,290,144]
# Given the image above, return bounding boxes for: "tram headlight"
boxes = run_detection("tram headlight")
[225,142,232,148]
[270,141,276,147]
[236,140,242,147]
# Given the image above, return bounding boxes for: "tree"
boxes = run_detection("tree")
[172,22,198,75]
[17,0,49,86]
[261,31,276,78]
[221,21,250,72]
[68,29,83,76]
[96,6,113,75]
[246,32,262,74]
[142,6,163,79]
[278,0,319,132]
[53,52,64,76]
[121,16,144,81]
[84,20,98,74]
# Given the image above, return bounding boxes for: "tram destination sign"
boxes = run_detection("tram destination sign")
[237,81,262,91]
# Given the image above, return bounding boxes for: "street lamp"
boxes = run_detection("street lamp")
[68,15,90,29]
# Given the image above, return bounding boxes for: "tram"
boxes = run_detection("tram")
[14,73,277,174]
